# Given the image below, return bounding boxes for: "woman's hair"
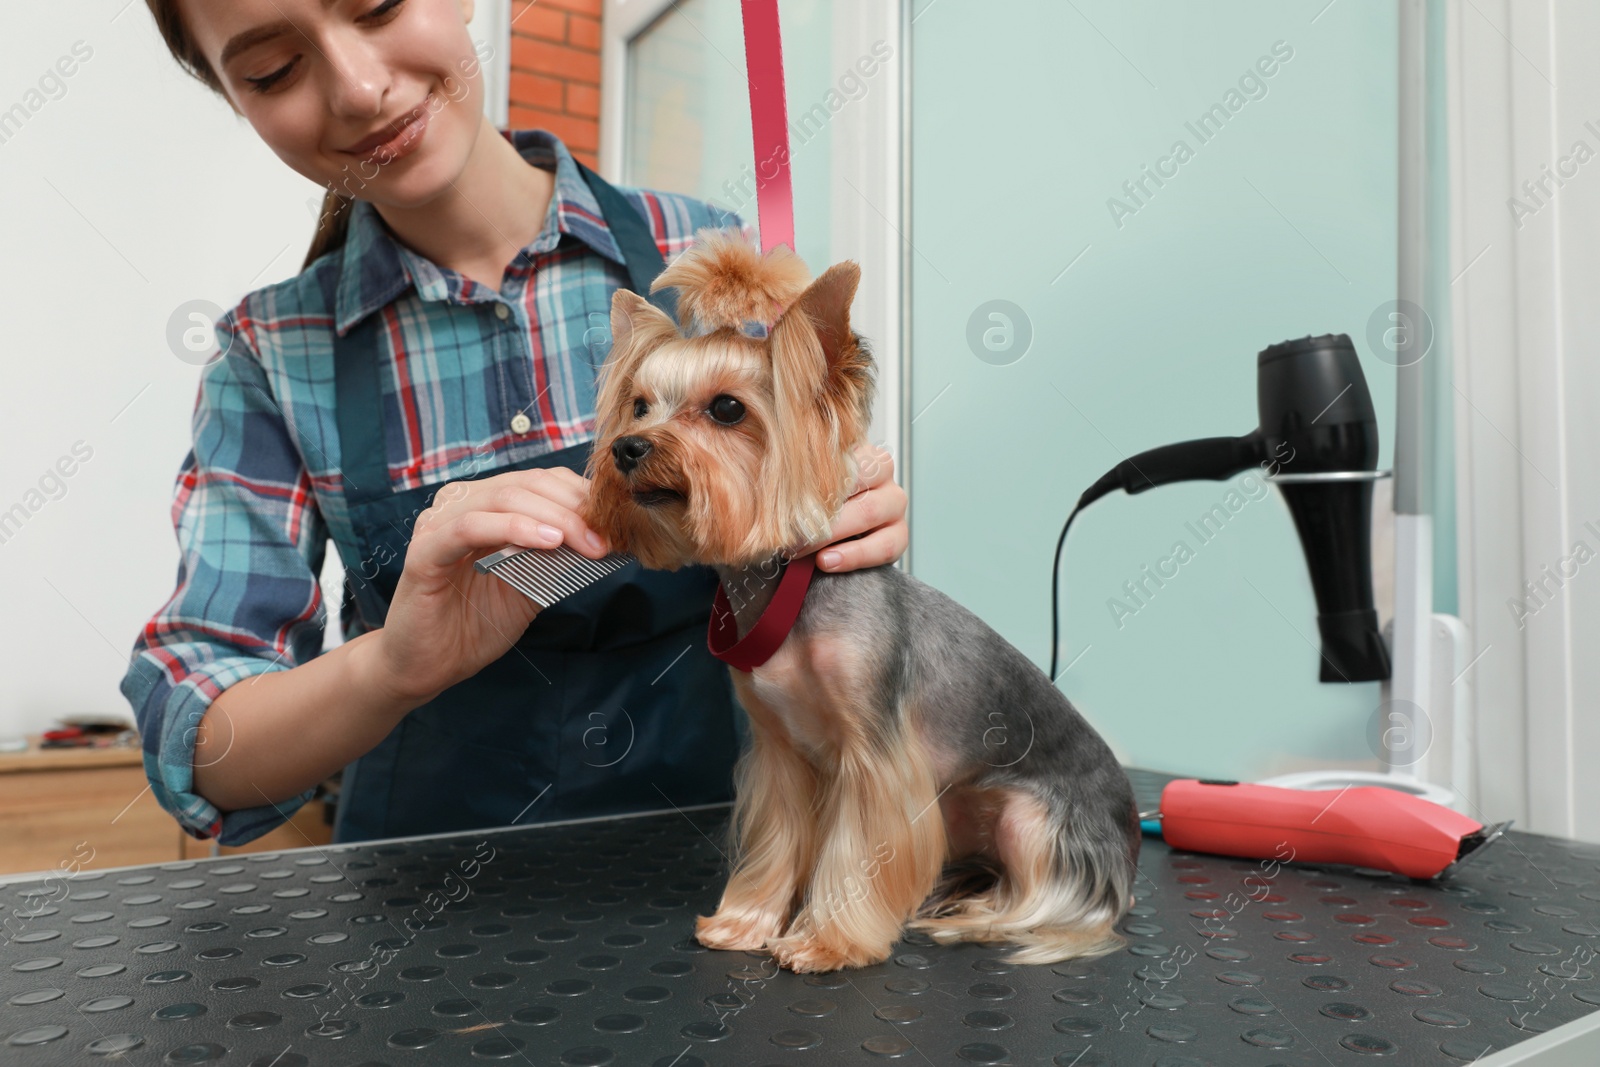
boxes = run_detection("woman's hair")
[145,0,353,270]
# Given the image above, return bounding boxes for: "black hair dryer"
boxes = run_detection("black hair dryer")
[1072,333,1392,683]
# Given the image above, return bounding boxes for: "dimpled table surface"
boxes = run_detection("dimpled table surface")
[3,770,1600,1067]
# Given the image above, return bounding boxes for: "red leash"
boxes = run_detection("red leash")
[706,1,813,672]
[740,0,795,255]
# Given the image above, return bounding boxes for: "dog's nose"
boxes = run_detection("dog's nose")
[611,435,652,473]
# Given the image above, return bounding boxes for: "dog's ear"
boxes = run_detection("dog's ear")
[608,289,677,363]
[758,261,876,553]
[596,290,680,426]
[601,291,677,387]
[778,261,858,371]
[769,262,874,442]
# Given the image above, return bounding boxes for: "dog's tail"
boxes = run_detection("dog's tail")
[919,856,1002,911]
[910,787,1137,964]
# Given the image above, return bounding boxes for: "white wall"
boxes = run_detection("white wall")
[1449,0,1600,839]
[0,2,507,743]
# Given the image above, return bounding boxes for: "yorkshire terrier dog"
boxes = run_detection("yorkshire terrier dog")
[583,230,1139,972]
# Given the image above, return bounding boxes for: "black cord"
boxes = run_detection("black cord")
[1047,438,1260,678]
[1048,503,1084,683]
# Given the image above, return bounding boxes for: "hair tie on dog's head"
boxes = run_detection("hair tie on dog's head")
[681,316,773,340]
[731,297,787,339]
[650,228,811,340]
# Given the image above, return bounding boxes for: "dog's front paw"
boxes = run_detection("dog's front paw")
[769,932,889,973]
[695,909,784,953]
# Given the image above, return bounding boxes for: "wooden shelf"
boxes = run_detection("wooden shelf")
[0,738,142,773]
[0,737,333,877]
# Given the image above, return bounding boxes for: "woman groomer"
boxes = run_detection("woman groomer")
[122,0,907,846]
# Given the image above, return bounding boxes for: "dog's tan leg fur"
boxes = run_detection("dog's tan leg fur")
[768,734,947,972]
[694,729,819,953]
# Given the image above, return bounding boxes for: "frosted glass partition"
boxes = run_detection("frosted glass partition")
[624,0,835,274]
[908,0,1406,782]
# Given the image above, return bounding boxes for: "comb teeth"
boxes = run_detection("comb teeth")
[473,545,636,608]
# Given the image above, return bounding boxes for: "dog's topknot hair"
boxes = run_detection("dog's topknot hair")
[650,227,812,335]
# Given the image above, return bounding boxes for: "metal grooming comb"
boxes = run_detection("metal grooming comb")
[473,545,636,609]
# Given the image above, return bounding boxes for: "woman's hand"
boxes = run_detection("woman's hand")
[369,467,611,705]
[813,443,908,573]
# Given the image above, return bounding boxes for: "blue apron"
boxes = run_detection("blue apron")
[327,163,741,842]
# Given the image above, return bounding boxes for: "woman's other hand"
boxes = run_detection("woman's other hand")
[814,443,907,573]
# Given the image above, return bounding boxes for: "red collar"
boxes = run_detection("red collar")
[707,553,817,671]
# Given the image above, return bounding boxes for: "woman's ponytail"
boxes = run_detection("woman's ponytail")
[305,189,355,270]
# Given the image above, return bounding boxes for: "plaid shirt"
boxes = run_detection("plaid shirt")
[121,130,739,845]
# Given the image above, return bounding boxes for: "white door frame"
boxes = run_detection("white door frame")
[1446,0,1600,839]
[469,0,511,129]
[599,0,907,495]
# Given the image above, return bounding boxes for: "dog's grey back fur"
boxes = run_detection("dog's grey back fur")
[793,564,1141,921]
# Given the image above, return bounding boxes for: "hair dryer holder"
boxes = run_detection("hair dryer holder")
[1265,470,1392,485]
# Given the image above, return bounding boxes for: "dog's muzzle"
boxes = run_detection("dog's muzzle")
[611,435,652,474]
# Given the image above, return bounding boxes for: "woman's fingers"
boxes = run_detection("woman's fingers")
[425,467,589,522]
[850,442,895,494]
[495,484,608,557]
[825,482,897,546]
[810,446,909,572]
[510,466,591,510]
[826,452,906,541]
[411,468,610,569]
[817,524,906,572]
[460,509,568,556]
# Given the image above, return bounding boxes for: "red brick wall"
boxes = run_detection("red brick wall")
[508,0,603,167]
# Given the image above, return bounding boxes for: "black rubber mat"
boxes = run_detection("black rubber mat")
[3,769,1599,1065]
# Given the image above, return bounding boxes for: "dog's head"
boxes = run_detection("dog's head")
[583,229,875,569]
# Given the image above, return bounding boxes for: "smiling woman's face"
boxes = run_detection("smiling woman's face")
[177,0,485,208]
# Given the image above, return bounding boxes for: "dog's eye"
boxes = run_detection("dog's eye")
[633,397,648,419]
[708,395,745,425]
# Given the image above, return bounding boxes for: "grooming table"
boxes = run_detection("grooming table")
[3,770,1599,1066]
